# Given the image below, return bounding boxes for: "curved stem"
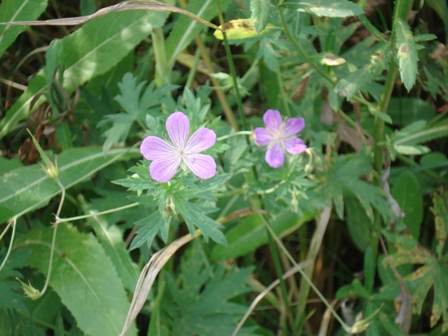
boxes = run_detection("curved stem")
[56,202,140,224]
[217,131,252,142]
[0,217,17,272]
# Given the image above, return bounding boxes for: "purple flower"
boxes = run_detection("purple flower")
[254,109,307,168]
[140,112,216,182]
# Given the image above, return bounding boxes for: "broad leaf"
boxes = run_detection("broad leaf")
[0,0,48,57]
[79,198,139,292]
[212,210,314,260]
[0,10,165,140]
[250,0,270,33]
[0,147,138,223]
[14,224,137,336]
[391,171,423,239]
[395,19,418,91]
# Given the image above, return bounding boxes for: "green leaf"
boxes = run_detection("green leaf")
[98,73,176,152]
[346,197,371,251]
[0,147,138,223]
[250,0,270,33]
[335,68,373,100]
[79,197,139,292]
[0,10,164,140]
[166,241,255,336]
[393,144,430,155]
[395,19,418,91]
[0,0,48,57]
[391,171,423,239]
[369,107,393,124]
[212,210,314,260]
[14,224,137,336]
[322,148,391,222]
[385,245,448,332]
[432,190,448,258]
[299,0,364,18]
[165,0,232,69]
[387,97,436,126]
[130,211,168,250]
[175,200,227,246]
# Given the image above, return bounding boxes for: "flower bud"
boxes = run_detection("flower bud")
[16,278,42,300]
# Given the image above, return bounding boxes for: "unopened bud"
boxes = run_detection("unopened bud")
[16,278,42,300]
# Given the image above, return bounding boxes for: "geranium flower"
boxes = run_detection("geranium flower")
[254,109,307,168]
[140,112,216,182]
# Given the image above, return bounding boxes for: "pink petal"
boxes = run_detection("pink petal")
[265,142,284,168]
[283,138,307,154]
[254,127,273,146]
[263,109,282,132]
[183,154,216,179]
[150,157,181,182]
[166,112,190,150]
[140,136,176,161]
[185,128,216,154]
[283,118,305,137]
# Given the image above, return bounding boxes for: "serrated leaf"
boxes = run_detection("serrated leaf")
[385,244,448,331]
[250,0,270,33]
[0,10,163,140]
[322,148,391,222]
[130,212,168,250]
[0,147,139,223]
[395,19,418,92]
[166,242,255,336]
[299,0,364,18]
[14,224,137,336]
[335,67,372,100]
[79,199,139,292]
[175,200,226,246]
[0,0,48,57]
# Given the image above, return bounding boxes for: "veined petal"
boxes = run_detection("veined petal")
[263,109,282,132]
[183,154,216,179]
[185,128,216,154]
[283,138,307,154]
[254,127,273,146]
[283,118,305,137]
[166,112,190,150]
[150,157,181,182]
[265,142,284,168]
[140,136,176,161]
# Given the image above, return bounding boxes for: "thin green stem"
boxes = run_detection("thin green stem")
[369,0,414,295]
[56,202,139,224]
[0,217,17,272]
[257,209,351,332]
[266,230,295,333]
[275,1,334,86]
[151,27,169,86]
[40,178,66,296]
[217,131,252,142]
[276,65,291,117]
[215,0,248,135]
